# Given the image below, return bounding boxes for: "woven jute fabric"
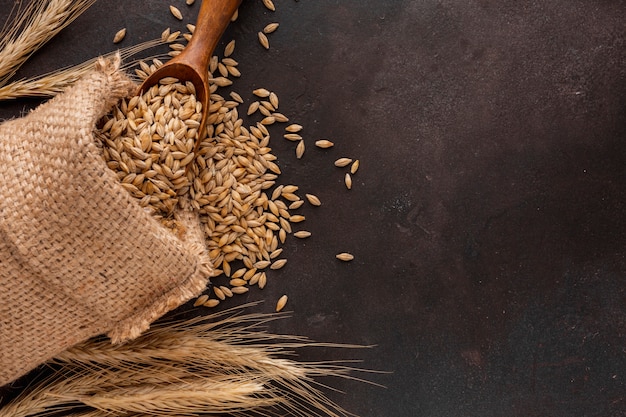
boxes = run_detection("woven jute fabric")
[0,56,212,386]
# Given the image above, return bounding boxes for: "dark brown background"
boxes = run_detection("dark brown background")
[1,1,625,416]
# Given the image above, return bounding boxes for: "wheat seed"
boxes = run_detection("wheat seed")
[285,124,303,133]
[335,158,352,167]
[161,28,171,42]
[336,253,354,261]
[258,32,270,49]
[284,133,301,141]
[213,286,226,300]
[230,278,247,287]
[169,5,183,20]
[253,88,271,98]
[220,286,233,298]
[269,92,279,109]
[270,259,287,270]
[193,294,209,307]
[113,28,126,44]
[294,231,311,238]
[276,294,288,312]
[351,159,360,174]
[345,173,352,189]
[261,116,276,125]
[272,112,289,122]
[203,299,220,307]
[263,0,276,12]
[315,140,334,148]
[289,200,304,209]
[264,22,280,34]
[305,193,321,206]
[296,140,305,159]
[247,101,260,115]
[186,0,195,5]
[224,39,236,57]
[231,286,249,294]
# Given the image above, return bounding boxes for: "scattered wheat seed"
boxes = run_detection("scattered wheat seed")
[285,124,303,133]
[249,272,261,286]
[345,173,352,189]
[269,92,279,109]
[272,112,289,122]
[213,286,226,300]
[231,286,249,294]
[315,140,334,148]
[247,101,260,115]
[264,22,280,34]
[169,5,183,20]
[270,248,283,258]
[243,268,257,281]
[284,133,302,141]
[289,200,304,209]
[220,286,233,298]
[229,91,243,103]
[193,294,209,307]
[224,39,236,57]
[335,158,352,167]
[351,159,360,174]
[113,28,126,43]
[282,184,298,194]
[231,267,246,279]
[258,32,270,49]
[276,295,288,312]
[161,27,171,42]
[261,116,275,125]
[290,215,305,223]
[294,231,311,238]
[186,0,195,5]
[253,88,271,98]
[258,272,267,289]
[270,259,287,270]
[262,0,276,12]
[166,30,181,43]
[203,299,220,308]
[305,193,321,206]
[231,8,238,21]
[254,260,271,269]
[230,278,247,287]
[336,252,354,261]
[296,140,305,159]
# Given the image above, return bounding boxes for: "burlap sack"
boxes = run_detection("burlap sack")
[0,56,212,386]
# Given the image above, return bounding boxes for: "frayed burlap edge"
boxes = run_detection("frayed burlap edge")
[108,201,213,343]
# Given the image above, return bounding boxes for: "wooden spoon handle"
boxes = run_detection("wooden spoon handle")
[177,0,242,71]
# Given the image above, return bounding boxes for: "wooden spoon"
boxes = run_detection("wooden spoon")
[137,0,242,149]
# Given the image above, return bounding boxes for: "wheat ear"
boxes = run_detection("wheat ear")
[0,39,171,101]
[0,305,377,417]
[0,0,97,86]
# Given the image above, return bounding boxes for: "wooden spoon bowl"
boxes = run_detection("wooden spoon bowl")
[138,0,242,149]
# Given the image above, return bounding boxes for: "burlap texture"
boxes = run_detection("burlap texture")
[0,56,212,386]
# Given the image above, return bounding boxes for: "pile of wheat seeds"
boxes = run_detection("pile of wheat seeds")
[98,0,360,311]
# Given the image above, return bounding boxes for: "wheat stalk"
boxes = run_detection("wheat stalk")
[0,305,376,417]
[0,39,173,101]
[0,0,97,86]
